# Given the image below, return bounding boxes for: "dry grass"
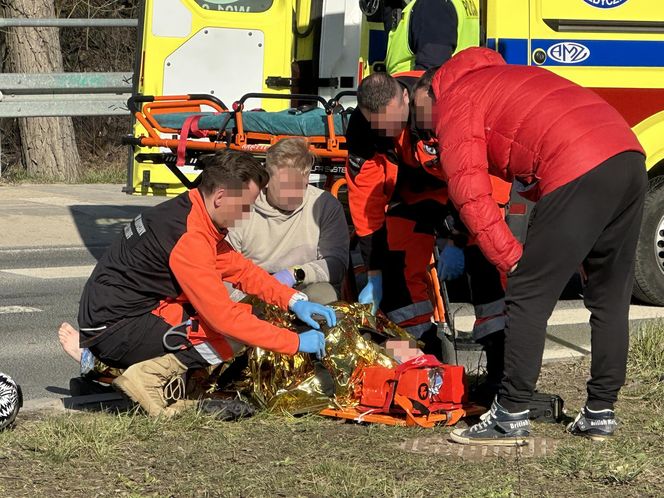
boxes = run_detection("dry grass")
[0,323,662,497]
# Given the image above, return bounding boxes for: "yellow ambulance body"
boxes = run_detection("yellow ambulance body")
[487,0,664,304]
[128,0,362,196]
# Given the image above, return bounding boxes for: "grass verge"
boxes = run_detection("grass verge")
[0,323,662,497]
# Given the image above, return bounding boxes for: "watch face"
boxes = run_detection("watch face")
[295,268,305,282]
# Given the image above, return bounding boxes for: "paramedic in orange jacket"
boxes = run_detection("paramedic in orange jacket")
[346,71,508,376]
[77,150,336,416]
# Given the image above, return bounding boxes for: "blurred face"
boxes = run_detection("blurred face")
[363,88,410,138]
[266,165,309,212]
[206,180,260,230]
[413,88,435,132]
[385,339,423,364]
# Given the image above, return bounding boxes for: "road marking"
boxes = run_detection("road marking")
[22,196,94,207]
[0,265,95,279]
[453,304,664,332]
[0,246,105,255]
[0,305,42,314]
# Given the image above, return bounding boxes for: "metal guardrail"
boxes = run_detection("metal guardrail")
[0,19,136,119]
[0,18,138,28]
[0,72,133,118]
[0,17,137,176]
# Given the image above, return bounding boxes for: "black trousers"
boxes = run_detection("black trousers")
[498,152,647,412]
[80,312,207,370]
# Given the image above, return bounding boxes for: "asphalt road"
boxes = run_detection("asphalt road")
[0,246,98,401]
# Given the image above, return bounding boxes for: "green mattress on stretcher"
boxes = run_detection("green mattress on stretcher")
[154,108,347,137]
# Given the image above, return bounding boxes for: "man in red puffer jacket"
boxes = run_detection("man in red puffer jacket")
[412,47,647,445]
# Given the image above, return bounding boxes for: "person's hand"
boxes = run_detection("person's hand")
[438,244,465,281]
[358,271,383,314]
[297,330,326,359]
[273,269,295,287]
[291,300,337,329]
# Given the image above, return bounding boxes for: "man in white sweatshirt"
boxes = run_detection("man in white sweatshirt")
[226,138,350,304]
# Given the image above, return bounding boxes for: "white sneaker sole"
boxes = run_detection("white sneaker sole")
[449,428,531,446]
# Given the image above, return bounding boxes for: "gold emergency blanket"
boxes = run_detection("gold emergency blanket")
[228,300,414,415]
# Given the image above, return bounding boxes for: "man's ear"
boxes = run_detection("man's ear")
[212,187,225,208]
[403,88,410,105]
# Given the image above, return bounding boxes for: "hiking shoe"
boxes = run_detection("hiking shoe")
[112,354,188,417]
[199,398,256,421]
[566,406,617,441]
[450,399,531,446]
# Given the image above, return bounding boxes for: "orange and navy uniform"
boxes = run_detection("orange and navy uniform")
[346,72,509,340]
[78,188,300,367]
[345,73,449,337]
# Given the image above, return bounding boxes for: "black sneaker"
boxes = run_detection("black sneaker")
[450,399,531,446]
[566,406,617,441]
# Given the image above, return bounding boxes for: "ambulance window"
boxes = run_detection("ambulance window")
[194,0,273,13]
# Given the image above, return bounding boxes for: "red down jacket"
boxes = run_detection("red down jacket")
[430,47,644,273]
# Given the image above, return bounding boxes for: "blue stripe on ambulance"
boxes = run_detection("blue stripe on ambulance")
[490,38,664,67]
[491,38,530,65]
[532,39,664,67]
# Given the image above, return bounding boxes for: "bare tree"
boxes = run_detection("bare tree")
[2,0,80,181]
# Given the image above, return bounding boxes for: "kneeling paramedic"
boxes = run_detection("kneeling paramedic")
[77,150,336,417]
[414,48,647,444]
[346,71,507,389]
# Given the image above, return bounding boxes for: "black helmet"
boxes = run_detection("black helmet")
[0,372,22,430]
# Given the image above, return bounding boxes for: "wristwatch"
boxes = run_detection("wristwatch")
[293,267,305,285]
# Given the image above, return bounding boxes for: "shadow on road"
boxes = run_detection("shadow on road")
[68,204,157,260]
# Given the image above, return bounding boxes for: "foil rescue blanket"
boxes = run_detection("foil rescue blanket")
[219,300,414,415]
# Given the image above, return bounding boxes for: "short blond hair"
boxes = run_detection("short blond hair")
[266,137,314,176]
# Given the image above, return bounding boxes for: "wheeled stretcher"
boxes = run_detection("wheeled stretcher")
[124,92,355,189]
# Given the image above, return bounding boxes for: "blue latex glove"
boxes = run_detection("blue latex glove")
[438,244,465,281]
[273,269,296,287]
[291,300,337,329]
[358,272,383,314]
[298,330,326,359]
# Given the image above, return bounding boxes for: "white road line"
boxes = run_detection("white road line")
[22,196,94,207]
[453,304,664,332]
[0,265,95,279]
[0,305,42,314]
[0,246,101,255]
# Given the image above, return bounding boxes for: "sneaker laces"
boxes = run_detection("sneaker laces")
[164,375,186,402]
[566,411,583,431]
[471,406,498,432]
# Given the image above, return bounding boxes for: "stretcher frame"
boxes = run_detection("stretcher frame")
[124,91,355,189]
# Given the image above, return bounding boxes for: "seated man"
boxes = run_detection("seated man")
[226,137,350,305]
[59,150,336,417]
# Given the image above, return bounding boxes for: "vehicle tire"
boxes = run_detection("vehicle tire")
[633,178,664,306]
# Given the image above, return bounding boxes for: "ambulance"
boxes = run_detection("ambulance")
[126,0,664,305]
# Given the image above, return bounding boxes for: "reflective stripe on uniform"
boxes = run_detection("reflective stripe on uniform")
[193,342,223,366]
[386,299,434,326]
[472,315,506,341]
[474,298,505,319]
